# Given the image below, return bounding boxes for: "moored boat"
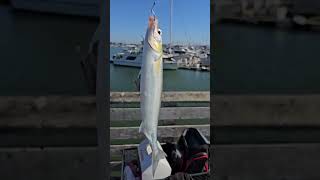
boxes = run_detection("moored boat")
[111,47,178,70]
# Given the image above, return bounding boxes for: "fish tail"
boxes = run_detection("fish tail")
[152,144,166,178]
[139,122,153,143]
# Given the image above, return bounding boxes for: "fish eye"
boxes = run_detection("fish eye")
[157,29,162,35]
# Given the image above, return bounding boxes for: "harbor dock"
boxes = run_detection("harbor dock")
[111,43,211,71]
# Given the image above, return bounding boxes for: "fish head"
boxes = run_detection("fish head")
[147,16,162,53]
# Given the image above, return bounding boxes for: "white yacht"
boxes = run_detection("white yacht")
[111,47,178,70]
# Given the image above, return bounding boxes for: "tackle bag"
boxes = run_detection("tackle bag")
[184,152,209,174]
[177,128,210,174]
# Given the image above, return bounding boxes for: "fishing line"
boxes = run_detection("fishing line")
[151,0,159,19]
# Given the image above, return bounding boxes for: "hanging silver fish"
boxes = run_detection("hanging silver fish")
[139,15,165,177]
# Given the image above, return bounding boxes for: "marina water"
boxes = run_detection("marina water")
[110,47,210,91]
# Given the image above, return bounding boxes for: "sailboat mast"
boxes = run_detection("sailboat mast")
[170,0,172,47]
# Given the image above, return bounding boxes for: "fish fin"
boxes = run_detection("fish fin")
[152,146,166,178]
[139,122,143,133]
[139,123,153,144]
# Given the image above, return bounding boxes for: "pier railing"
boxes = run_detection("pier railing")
[109,91,210,177]
[3,93,320,179]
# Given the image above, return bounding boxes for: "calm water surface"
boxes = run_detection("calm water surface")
[214,23,320,93]
[0,6,98,95]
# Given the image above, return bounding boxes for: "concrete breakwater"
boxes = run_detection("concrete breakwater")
[213,0,320,29]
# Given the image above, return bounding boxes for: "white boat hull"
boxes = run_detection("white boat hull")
[113,60,141,68]
[113,60,177,70]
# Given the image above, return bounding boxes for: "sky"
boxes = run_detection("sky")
[110,0,210,45]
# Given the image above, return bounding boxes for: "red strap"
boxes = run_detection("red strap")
[191,154,208,161]
[204,162,209,172]
[184,154,209,172]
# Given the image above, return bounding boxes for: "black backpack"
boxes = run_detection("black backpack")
[177,128,210,174]
[184,152,209,174]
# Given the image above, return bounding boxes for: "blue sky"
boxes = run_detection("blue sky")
[110,0,210,45]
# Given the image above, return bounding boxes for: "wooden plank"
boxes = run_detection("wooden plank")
[110,91,210,103]
[0,128,97,147]
[110,144,138,156]
[0,147,120,179]
[211,127,320,144]
[110,144,152,158]
[110,124,210,140]
[0,112,96,128]
[0,107,207,128]
[2,127,320,147]
[214,95,320,126]
[0,96,96,128]
[1,144,320,179]
[110,143,173,157]
[0,147,98,180]
[214,143,320,177]
[3,94,320,128]
[110,161,122,171]
[0,93,208,128]
[0,96,95,114]
[111,107,209,121]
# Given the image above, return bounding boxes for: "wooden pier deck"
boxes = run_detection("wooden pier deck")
[109,91,210,178]
[0,91,210,180]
